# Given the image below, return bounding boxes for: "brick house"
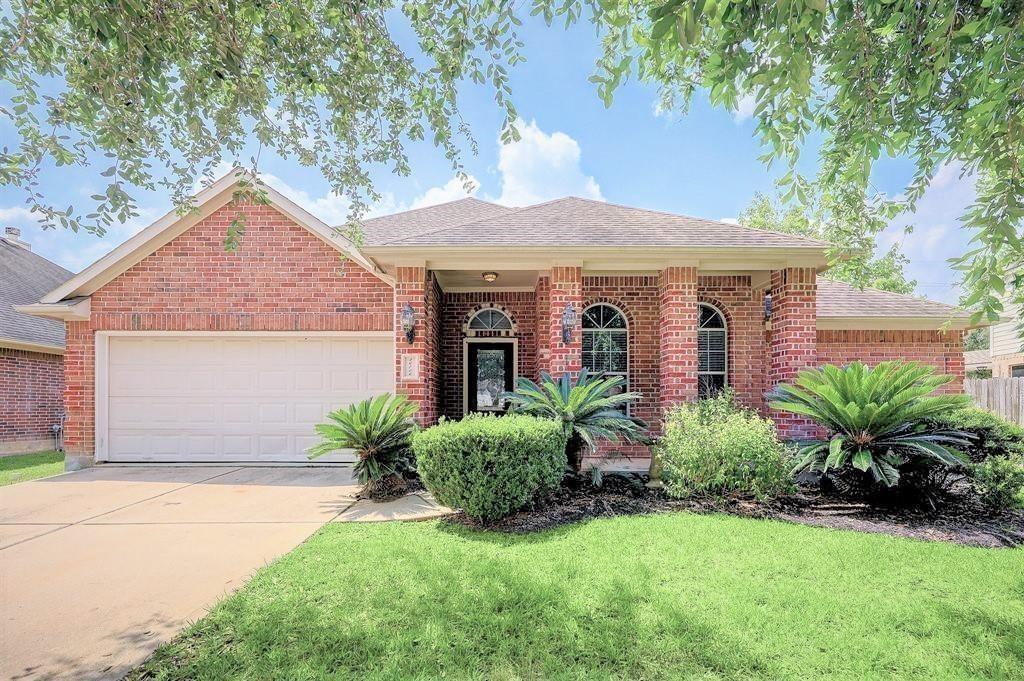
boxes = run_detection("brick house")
[20,172,974,471]
[1,227,72,455]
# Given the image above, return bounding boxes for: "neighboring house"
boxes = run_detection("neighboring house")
[964,349,993,378]
[1,227,72,455]
[989,302,1024,377]
[20,172,977,471]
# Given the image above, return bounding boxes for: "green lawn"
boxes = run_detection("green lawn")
[131,513,1024,680]
[0,451,64,486]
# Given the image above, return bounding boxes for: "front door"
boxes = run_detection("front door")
[467,341,515,413]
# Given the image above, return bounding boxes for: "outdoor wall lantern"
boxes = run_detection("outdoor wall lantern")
[401,303,416,343]
[763,293,773,321]
[561,302,577,344]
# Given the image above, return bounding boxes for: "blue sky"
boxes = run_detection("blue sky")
[0,13,974,303]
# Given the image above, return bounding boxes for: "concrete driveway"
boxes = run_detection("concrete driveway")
[0,465,360,681]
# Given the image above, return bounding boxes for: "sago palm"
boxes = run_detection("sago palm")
[308,393,417,489]
[504,369,648,469]
[769,361,972,488]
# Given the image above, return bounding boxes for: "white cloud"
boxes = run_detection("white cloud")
[409,176,479,210]
[719,217,739,225]
[881,162,977,305]
[493,119,603,206]
[733,94,757,123]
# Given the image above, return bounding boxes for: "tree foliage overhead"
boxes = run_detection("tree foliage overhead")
[738,192,915,294]
[542,0,1024,323]
[0,0,523,246]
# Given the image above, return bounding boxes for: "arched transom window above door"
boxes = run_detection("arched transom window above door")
[697,303,727,398]
[463,305,516,337]
[582,304,628,400]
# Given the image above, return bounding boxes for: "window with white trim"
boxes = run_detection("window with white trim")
[468,308,513,331]
[582,304,628,405]
[698,303,727,398]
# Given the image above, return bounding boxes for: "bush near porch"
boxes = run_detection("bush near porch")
[414,414,565,522]
[656,390,794,502]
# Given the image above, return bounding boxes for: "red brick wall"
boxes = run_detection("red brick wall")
[699,275,768,412]
[659,266,699,411]
[547,267,583,375]
[817,329,966,393]
[767,267,818,437]
[64,202,394,458]
[0,349,63,448]
[439,291,538,419]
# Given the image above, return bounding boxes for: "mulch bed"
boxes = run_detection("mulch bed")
[447,474,1024,548]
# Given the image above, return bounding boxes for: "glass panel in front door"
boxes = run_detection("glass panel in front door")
[476,348,506,410]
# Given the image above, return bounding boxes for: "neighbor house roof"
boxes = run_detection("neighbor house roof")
[362,196,830,249]
[816,279,973,329]
[0,237,72,353]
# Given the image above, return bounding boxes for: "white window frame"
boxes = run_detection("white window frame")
[582,303,629,411]
[697,303,728,398]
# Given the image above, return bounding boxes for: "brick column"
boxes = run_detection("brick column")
[394,265,438,425]
[768,267,818,438]
[658,266,699,414]
[63,320,95,470]
[534,275,550,377]
[546,266,583,377]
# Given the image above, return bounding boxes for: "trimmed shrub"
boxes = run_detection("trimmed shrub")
[972,455,1024,512]
[927,406,1024,462]
[413,414,566,522]
[656,391,794,501]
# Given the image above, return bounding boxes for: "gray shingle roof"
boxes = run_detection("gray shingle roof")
[1,238,73,349]
[816,279,967,319]
[358,198,514,246]
[369,196,829,248]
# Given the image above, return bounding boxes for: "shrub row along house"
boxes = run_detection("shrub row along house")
[19,171,977,470]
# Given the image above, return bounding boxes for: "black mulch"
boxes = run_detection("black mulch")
[445,474,1024,548]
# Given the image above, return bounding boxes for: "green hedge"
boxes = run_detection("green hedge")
[656,391,794,501]
[972,455,1024,511]
[927,406,1024,462]
[413,414,566,522]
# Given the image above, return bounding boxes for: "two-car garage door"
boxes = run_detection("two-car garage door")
[99,334,394,463]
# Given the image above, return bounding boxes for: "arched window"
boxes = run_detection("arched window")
[468,308,513,331]
[582,304,628,402]
[698,303,727,398]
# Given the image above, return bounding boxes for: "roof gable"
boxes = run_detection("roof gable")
[39,170,390,305]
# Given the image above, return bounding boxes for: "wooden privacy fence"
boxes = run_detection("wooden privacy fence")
[964,378,1024,424]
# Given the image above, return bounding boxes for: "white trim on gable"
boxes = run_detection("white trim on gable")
[38,169,392,307]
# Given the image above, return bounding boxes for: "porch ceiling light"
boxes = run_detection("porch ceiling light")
[482,271,499,283]
[401,303,416,343]
[561,302,577,344]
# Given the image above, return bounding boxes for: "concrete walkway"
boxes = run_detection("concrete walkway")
[0,465,449,681]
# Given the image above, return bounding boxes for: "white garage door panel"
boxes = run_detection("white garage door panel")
[104,335,394,463]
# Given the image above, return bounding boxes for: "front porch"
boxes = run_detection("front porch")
[389,264,821,466]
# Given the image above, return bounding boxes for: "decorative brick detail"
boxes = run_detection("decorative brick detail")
[817,329,966,393]
[64,201,394,460]
[439,291,537,419]
[535,276,550,372]
[767,267,818,438]
[0,349,64,449]
[547,266,583,376]
[658,266,698,412]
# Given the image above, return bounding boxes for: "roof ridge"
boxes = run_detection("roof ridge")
[377,197,550,246]
[0,238,73,276]
[359,196,501,227]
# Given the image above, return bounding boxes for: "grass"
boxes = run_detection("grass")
[0,450,64,486]
[130,513,1024,680]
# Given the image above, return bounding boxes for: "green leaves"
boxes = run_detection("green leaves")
[774,361,974,487]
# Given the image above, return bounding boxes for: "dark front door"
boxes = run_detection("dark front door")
[467,342,515,413]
